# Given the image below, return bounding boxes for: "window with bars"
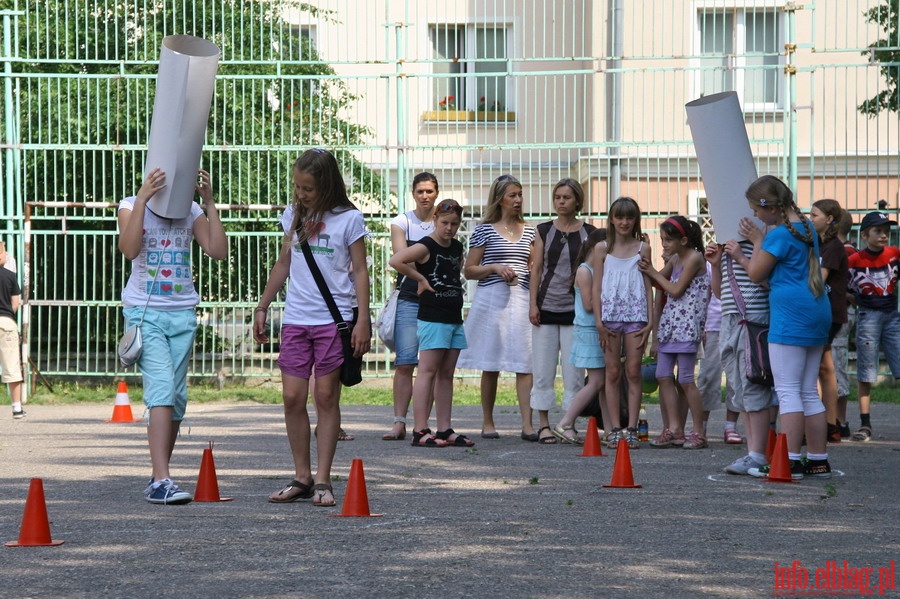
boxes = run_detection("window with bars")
[429,24,511,112]
[696,7,784,111]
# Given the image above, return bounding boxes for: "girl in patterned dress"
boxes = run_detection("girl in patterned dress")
[640,215,711,449]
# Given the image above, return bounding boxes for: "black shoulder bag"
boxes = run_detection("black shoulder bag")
[299,241,364,387]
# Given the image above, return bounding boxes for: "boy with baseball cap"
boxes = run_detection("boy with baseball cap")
[847,211,900,441]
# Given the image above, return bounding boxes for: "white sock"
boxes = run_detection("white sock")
[806,452,828,461]
[12,402,22,411]
[724,421,736,432]
[749,451,767,464]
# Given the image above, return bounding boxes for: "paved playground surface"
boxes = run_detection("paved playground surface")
[1,400,898,598]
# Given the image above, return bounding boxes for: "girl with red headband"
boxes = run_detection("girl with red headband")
[640,215,711,449]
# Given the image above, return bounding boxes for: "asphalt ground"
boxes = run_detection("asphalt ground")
[1,399,898,599]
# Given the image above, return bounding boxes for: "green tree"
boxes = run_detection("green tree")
[859,0,900,115]
[12,0,390,354]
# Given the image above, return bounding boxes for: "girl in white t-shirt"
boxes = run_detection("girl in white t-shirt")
[253,149,371,508]
[118,167,227,505]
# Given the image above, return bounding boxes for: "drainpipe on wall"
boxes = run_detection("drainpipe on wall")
[606,0,623,206]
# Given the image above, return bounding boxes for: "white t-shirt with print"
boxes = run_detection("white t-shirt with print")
[390,210,433,243]
[119,197,204,310]
[282,205,368,326]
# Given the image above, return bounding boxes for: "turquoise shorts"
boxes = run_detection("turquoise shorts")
[417,320,467,351]
[124,307,197,421]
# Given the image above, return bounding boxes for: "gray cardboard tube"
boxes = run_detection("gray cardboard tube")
[685,91,760,242]
[145,35,220,220]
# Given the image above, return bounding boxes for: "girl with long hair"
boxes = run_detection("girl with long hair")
[741,175,832,479]
[254,149,371,506]
[591,197,653,449]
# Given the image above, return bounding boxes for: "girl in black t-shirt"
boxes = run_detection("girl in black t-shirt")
[389,199,473,447]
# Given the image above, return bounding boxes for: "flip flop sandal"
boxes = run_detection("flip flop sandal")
[537,426,558,444]
[268,479,314,503]
[551,425,582,445]
[312,483,336,507]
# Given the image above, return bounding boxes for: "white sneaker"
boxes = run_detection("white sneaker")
[724,455,765,475]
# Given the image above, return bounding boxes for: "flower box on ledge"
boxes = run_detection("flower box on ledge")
[475,111,516,122]
[422,110,517,123]
[422,110,474,122]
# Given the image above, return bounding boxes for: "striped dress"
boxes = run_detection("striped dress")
[457,223,535,373]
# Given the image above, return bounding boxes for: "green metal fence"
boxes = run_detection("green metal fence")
[1,0,898,391]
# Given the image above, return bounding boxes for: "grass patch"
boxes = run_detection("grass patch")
[18,379,900,407]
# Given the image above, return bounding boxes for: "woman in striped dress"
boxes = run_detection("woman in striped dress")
[457,175,536,440]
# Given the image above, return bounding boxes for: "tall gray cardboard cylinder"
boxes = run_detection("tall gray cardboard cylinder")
[685,91,761,242]
[145,35,220,220]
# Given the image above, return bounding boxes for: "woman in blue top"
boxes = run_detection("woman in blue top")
[739,175,833,480]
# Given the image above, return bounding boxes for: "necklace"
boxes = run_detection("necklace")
[557,219,578,244]
[502,222,518,239]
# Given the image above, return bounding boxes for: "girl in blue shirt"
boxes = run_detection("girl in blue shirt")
[740,175,832,480]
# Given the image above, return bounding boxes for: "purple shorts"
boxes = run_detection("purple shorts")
[656,351,698,384]
[604,321,646,334]
[277,323,344,379]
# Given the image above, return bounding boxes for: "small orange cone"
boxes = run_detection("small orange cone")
[579,417,606,457]
[193,441,233,502]
[602,440,642,488]
[766,433,796,483]
[106,381,141,423]
[5,478,64,547]
[765,428,777,464]
[331,459,382,517]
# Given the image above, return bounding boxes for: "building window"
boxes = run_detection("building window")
[430,24,511,112]
[696,6,783,111]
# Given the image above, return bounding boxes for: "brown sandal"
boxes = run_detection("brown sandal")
[312,483,336,507]
[268,479,314,503]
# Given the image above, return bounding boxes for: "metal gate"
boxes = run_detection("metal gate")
[1,1,897,388]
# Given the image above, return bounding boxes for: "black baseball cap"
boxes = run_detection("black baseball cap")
[859,211,897,231]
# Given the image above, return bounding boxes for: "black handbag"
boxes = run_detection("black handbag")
[741,318,774,387]
[299,241,363,387]
[727,256,774,387]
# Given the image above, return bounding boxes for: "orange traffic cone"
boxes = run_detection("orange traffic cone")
[579,417,606,457]
[765,428,777,464]
[766,433,796,483]
[602,439,642,488]
[193,441,233,502]
[331,459,382,517]
[107,381,141,423]
[5,478,64,547]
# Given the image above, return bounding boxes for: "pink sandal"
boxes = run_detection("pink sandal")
[724,429,744,444]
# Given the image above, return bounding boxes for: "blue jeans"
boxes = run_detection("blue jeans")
[124,307,197,420]
[393,298,420,366]
[855,307,900,383]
